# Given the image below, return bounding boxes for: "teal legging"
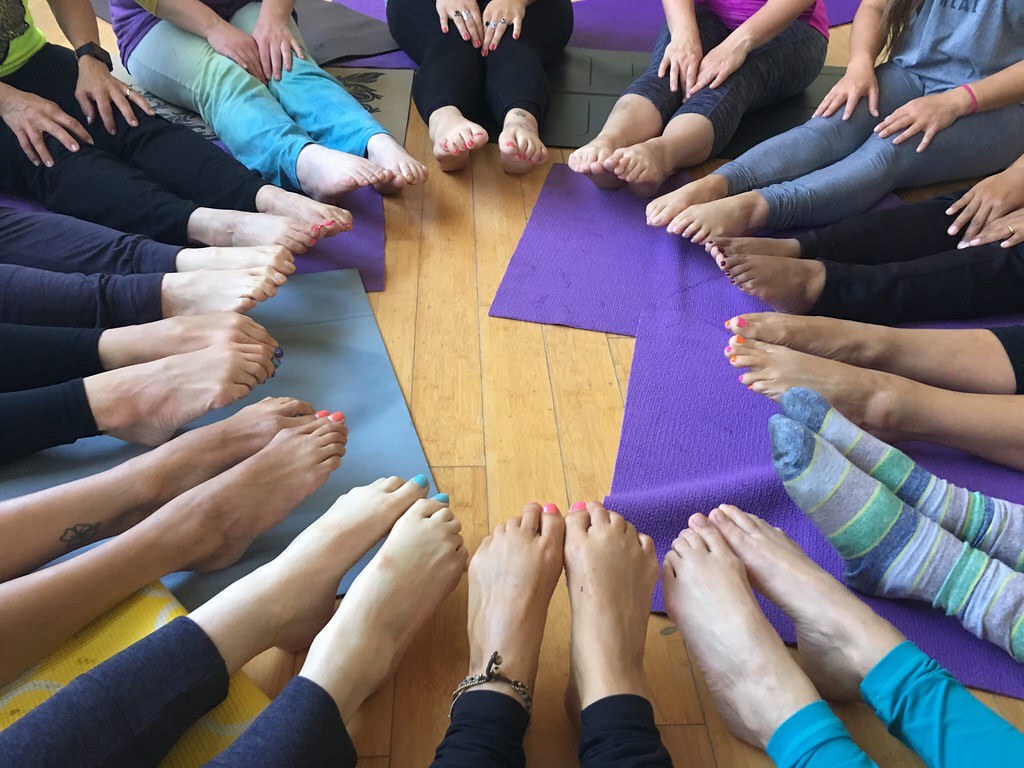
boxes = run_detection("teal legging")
[126,3,387,191]
[766,642,1024,768]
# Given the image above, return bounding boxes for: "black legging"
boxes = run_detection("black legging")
[387,0,573,130]
[0,206,178,327]
[0,617,671,768]
[796,195,1024,324]
[0,45,266,244]
[0,323,103,464]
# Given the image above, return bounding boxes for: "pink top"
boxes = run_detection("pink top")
[698,0,830,39]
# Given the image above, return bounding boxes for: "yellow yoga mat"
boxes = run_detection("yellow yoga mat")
[0,583,269,767]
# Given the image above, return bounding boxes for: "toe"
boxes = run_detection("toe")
[584,501,610,526]
[565,508,591,533]
[412,497,446,517]
[521,503,542,533]
[540,507,566,540]
[688,514,730,552]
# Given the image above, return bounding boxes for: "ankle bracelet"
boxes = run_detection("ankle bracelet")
[450,651,533,717]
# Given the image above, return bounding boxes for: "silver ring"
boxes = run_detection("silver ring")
[460,9,470,19]
[499,17,507,24]
[450,11,458,17]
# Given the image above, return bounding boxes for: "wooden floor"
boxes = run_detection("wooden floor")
[29,4,1024,764]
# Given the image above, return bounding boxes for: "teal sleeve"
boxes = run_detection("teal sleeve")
[766,700,877,768]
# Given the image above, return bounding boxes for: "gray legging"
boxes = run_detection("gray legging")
[716,61,1024,230]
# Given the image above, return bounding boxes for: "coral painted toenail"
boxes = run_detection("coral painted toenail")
[735,336,746,344]
[570,501,587,512]
[543,503,560,515]
[329,412,344,422]
[411,474,429,488]
[433,493,450,503]
[315,410,329,417]
[737,317,748,327]
[730,356,737,363]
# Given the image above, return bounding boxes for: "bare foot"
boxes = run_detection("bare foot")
[724,313,895,371]
[429,106,488,172]
[718,253,824,314]
[707,236,801,265]
[187,208,318,253]
[567,135,626,190]
[255,185,353,235]
[366,133,429,193]
[603,137,675,198]
[707,505,905,700]
[84,341,277,446]
[466,503,565,703]
[98,312,278,369]
[564,502,658,711]
[153,414,349,573]
[667,190,769,243]
[662,514,820,747]
[295,144,394,201]
[299,496,467,721]
[175,245,296,275]
[161,267,284,317]
[646,173,728,228]
[728,338,906,439]
[499,108,548,175]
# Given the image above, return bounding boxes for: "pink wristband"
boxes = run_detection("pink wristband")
[961,83,978,114]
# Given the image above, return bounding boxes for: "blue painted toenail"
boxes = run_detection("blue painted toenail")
[433,493,449,503]
[411,474,429,488]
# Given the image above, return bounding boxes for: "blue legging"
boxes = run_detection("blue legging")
[716,62,1024,230]
[767,642,1024,767]
[126,3,387,192]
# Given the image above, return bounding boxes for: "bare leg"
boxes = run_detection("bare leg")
[0,416,348,684]
[567,94,664,191]
[603,113,715,198]
[0,396,314,582]
[428,105,489,172]
[564,502,659,711]
[728,337,1024,470]
[725,313,1017,394]
[499,108,548,176]
[662,514,820,748]
[706,505,905,700]
[83,341,277,446]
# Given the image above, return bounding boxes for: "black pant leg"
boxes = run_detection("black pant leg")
[388,0,488,123]
[0,618,229,768]
[0,379,98,463]
[989,326,1024,394]
[796,196,960,265]
[0,322,103,391]
[811,241,1024,324]
[0,206,180,274]
[0,264,163,327]
[480,0,573,122]
[578,695,672,768]
[203,677,356,768]
[430,691,529,768]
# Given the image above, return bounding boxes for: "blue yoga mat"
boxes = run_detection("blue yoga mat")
[0,270,433,609]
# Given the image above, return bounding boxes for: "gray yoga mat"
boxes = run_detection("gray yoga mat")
[90,0,398,63]
[0,270,435,609]
[542,49,842,156]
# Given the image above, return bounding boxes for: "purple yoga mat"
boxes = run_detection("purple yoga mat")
[489,164,899,335]
[604,283,1024,698]
[825,0,861,26]
[0,186,386,292]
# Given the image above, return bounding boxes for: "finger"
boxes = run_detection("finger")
[75,93,96,127]
[685,60,697,96]
[482,19,495,51]
[281,42,292,75]
[658,53,669,79]
[946,190,971,216]
[467,9,484,46]
[1004,231,1024,248]
[452,14,470,41]
[842,93,861,121]
[438,8,449,33]
[669,59,679,93]
[290,38,304,61]
[53,113,91,147]
[891,123,920,145]
[512,16,521,39]
[949,197,980,234]
[16,130,43,166]
[271,45,283,81]
[820,93,842,118]
[113,91,139,128]
[258,40,273,81]
[128,88,155,116]
[868,83,879,117]
[709,67,728,89]
[43,121,81,156]
[489,20,507,51]
[916,128,935,153]
[964,202,993,242]
[877,115,909,138]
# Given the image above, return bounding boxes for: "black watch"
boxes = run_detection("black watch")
[75,42,113,72]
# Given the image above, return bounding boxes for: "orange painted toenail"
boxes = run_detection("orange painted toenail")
[724,320,731,329]
[329,412,344,422]
[735,336,746,344]
[315,410,329,417]
[729,356,737,363]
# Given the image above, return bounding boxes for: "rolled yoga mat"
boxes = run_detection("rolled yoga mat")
[0,270,435,609]
[488,163,900,336]
[0,181,387,293]
[604,298,1024,699]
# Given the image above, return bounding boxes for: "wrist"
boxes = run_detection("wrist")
[726,29,754,55]
[848,55,875,73]
[951,84,976,116]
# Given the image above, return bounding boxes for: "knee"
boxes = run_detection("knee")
[861,133,913,176]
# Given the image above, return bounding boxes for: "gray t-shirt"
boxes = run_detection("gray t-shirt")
[892,0,1024,92]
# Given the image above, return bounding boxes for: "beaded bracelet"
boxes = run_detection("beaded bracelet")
[449,651,534,717]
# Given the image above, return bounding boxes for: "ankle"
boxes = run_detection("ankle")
[574,652,647,709]
[96,326,148,370]
[301,630,389,722]
[253,185,278,213]
[83,370,139,434]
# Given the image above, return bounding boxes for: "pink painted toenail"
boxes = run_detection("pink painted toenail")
[543,503,560,515]
[315,410,329,417]
[329,412,344,422]
[737,375,745,382]
[725,346,732,354]
[737,317,748,327]
[570,501,587,512]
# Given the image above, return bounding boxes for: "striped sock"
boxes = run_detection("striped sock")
[770,415,1024,662]
[780,387,1024,572]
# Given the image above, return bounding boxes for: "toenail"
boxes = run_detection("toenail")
[411,473,429,488]
[690,515,707,527]
[272,357,281,368]
[433,493,450,503]
[325,220,335,226]
[735,336,745,344]
[570,501,587,512]
[729,356,737,363]
[724,320,731,329]
[737,317,748,327]
[328,411,344,422]
[738,375,745,382]
[315,410,329,417]
[543,503,560,515]
[725,346,732,354]
[274,347,284,358]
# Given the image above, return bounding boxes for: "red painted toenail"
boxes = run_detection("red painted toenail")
[737,317,748,327]
[543,503,560,515]
[315,410,329,417]
[570,501,587,512]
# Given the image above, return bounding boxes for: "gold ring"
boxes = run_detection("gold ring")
[125,87,132,97]
[1009,224,1016,236]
